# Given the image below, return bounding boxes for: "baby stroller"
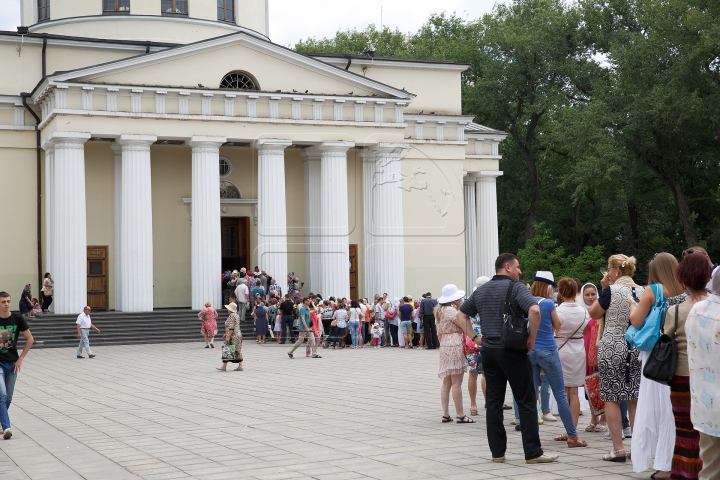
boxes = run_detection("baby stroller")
[321,334,332,349]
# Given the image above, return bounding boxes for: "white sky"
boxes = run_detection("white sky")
[0,0,500,46]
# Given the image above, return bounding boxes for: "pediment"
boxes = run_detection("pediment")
[49,33,413,99]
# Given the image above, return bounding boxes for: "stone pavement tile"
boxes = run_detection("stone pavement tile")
[142,472,193,480]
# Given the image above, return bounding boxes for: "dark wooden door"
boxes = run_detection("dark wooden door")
[87,245,108,311]
[349,244,358,300]
[221,217,250,272]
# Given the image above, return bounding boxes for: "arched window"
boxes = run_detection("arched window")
[219,157,232,177]
[220,181,241,199]
[219,72,259,91]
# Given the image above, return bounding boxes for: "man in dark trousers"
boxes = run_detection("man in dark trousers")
[278,294,295,344]
[419,292,439,349]
[456,253,557,465]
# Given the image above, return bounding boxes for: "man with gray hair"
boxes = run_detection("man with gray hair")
[76,306,100,359]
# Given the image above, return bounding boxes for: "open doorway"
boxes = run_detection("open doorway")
[221,217,250,272]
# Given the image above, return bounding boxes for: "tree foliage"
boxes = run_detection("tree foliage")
[295,0,720,271]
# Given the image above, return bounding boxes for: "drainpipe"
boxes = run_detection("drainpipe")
[21,92,43,293]
[42,35,47,77]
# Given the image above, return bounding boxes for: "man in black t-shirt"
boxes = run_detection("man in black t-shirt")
[0,291,34,440]
[278,295,296,344]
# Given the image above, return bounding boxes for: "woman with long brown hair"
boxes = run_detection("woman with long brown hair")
[628,252,687,479]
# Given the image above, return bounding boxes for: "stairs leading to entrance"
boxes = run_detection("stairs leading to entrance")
[17,309,257,349]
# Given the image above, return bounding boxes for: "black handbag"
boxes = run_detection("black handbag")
[500,281,529,350]
[642,303,678,386]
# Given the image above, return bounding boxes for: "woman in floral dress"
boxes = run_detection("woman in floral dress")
[217,302,243,371]
[436,284,476,424]
[199,301,218,348]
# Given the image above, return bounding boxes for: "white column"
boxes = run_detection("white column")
[42,143,55,312]
[43,131,91,314]
[116,135,157,311]
[256,139,291,294]
[464,175,478,293]
[188,136,226,310]
[360,149,377,299]
[110,142,122,311]
[301,147,321,295]
[318,141,354,298]
[371,143,407,303]
[476,170,503,277]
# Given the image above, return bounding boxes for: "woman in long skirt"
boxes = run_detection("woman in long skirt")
[217,302,243,371]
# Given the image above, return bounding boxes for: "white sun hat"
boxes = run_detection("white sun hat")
[532,271,557,287]
[437,284,465,304]
[476,276,491,287]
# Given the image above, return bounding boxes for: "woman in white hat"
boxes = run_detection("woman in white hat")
[527,271,588,448]
[217,302,244,371]
[436,284,480,423]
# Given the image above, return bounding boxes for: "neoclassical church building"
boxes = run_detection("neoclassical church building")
[0,0,506,314]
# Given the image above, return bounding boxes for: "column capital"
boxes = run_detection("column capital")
[300,145,322,161]
[318,141,354,153]
[109,142,122,154]
[365,142,409,156]
[42,131,91,150]
[254,138,292,152]
[187,136,227,148]
[478,170,503,180]
[117,134,157,147]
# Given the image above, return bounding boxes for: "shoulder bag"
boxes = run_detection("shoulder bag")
[642,303,678,386]
[626,284,665,351]
[500,281,529,350]
[558,309,587,351]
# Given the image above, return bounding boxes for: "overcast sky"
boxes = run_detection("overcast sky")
[0,0,500,46]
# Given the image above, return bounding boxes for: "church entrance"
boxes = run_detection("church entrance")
[349,244,358,300]
[221,217,250,272]
[87,245,108,311]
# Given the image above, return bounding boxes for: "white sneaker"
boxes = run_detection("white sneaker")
[542,413,558,422]
[605,431,625,440]
[2,428,12,440]
[623,427,632,438]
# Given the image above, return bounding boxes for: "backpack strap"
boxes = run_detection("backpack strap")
[503,281,516,318]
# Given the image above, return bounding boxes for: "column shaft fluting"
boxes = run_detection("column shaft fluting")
[476,171,503,277]
[42,144,55,312]
[189,136,226,310]
[464,177,478,293]
[360,151,376,299]
[117,135,157,311]
[301,147,321,295]
[111,143,122,311]
[45,132,90,314]
[370,144,407,302]
[319,142,354,298]
[256,139,291,294]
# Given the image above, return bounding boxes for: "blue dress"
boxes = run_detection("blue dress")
[19,288,32,314]
[254,306,268,336]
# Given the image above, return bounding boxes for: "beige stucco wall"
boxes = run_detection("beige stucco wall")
[345,65,463,115]
[0,44,43,95]
[0,131,39,307]
[401,144,467,297]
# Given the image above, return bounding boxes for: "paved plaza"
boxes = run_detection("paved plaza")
[0,341,653,480]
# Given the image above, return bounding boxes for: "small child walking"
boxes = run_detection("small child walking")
[371,322,383,349]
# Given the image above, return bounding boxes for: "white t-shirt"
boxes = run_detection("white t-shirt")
[349,307,362,322]
[76,313,92,329]
[235,283,249,303]
[359,303,367,319]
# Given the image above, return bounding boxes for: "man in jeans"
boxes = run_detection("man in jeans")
[234,279,249,322]
[420,293,439,349]
[287,297,321,359]
[0,291,34,440]
[456,253,558,464]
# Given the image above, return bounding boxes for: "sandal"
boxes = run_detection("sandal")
[650,471,671,480]
[566,436,587,448]
[470,407,478,416]
[602,449,627,462]
[442,416,453,423]
[287,353,293,359]
[456,416,475,424]
[233,367,243,371]
[593,424,608,432]
[585,423,597,432]
[554,433,568,441]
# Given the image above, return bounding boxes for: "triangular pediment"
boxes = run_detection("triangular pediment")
[49,33,413,99]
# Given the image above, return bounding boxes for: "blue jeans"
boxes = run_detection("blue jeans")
[620,400,630,429]
[281,316,295,344]
[0,362,17,430]
[348,321,360,347]
[529,349,578,438]
[332,326,345,347]
[540,373,550,413]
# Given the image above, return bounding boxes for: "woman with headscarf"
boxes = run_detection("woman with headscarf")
[19,284,33,317]
[198,301,218,348]
[217,302,243,371]
[581,282,606,433]
[253,301,269,344]
[627,252,687,479]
